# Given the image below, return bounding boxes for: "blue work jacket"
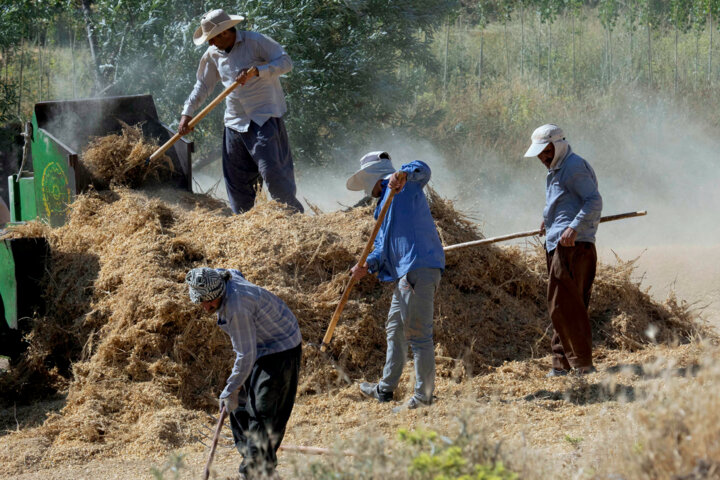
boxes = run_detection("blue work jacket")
[543,151,603,252]
[366,161,445,282]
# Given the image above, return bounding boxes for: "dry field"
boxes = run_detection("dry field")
[3,343,719,480]
[0,131,716,479]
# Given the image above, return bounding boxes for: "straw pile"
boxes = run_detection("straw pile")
[81,122,173,187]
[0,181,706,461]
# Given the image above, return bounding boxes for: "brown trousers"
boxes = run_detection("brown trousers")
[545,242,597,370]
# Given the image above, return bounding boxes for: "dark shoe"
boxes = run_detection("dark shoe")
[574,366,597,376]
[359,382,392,402]
[406,396,432,410]
[546,368,569,378]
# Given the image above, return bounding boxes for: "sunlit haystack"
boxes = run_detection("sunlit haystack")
[81,122,173,187]
[0,169,707,464]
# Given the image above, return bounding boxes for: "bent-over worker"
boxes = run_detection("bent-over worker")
[524,124,602,377]
[186,267,302,479]
[347,151,445,409]
[180,9,303,214]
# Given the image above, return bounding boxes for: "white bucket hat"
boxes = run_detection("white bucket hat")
[193,9,244,46]
[524,124,565,157]
[346,151,396,195]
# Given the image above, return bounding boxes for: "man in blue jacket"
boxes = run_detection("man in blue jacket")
[186,267,302,479]
[346,151,445,409]
[524,124,602,377]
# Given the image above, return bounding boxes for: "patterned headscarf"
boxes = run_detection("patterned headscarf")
[186,268,228,303]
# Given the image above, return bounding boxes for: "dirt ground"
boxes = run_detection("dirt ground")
[4,343,709,480]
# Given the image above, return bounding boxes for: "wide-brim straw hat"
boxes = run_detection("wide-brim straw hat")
[193,9,244,46]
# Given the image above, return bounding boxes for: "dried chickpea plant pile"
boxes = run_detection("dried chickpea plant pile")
[0,152,708,473]
[81,122,173,188]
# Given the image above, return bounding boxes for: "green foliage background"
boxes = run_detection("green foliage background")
[1,0,455,165]
[2,0,720,167]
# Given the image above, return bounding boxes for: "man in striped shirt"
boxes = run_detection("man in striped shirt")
[186,267,302,479]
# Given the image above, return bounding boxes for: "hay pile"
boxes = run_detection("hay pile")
[81,123,173,187]
[0,184,706,462]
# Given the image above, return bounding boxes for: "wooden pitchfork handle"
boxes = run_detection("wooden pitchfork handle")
[320,188,397,352]
[443,210,648,252]
[203,405,228,480]
[149,78,243,163]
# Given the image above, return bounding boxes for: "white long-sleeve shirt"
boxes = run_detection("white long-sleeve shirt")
[182,30,292,132]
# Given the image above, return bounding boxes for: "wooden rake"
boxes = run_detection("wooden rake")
[148,78,243,164]
[202,405,228,480]
[309,189,398,378]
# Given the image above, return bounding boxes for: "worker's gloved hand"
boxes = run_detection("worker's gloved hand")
[218,389,239,413]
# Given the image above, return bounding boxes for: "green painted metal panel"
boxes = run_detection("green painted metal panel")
[30,115,73,227]
[0,240,18,330]
[8,175,19,222]
[19,176,37,221]
[7,174,36,222]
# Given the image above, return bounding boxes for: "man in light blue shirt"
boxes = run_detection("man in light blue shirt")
[524,124,602,377]
[347,152,445,409]
[186,267,301,479]
[179,9,303,214]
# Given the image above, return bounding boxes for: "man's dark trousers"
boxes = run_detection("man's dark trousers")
[229,343,301,478]
[545,242,597,370]
[222,117,304,214]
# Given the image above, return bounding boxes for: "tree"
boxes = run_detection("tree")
[465,0,492,96]
[0,0,64,116]
[669,0,692,93]
[690,0,708,87]
[519,0,529,78]
[598,0,620,85]
[706,0,720,83]
[498,0,515,80]
[641,0,658,86]
[565,0,584,92]
[624,0,642,81]
[535,0,563,90]
[78,0,457,165]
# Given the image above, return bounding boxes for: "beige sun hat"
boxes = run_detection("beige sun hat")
[524,124,565,157]
[346,151,396,195]
[193,9,244,46]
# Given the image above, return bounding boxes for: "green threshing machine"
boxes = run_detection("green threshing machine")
[0,95,194,360]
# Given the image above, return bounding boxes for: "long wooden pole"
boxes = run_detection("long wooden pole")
[443,211,647,252]
[320,189,397,352]
[148,78,242,163]
[279,444,354,456]
[203,406,228,480]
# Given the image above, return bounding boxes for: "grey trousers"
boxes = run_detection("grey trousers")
[378,268,441,403]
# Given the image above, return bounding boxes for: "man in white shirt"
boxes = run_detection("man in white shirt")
[179,9,304,214]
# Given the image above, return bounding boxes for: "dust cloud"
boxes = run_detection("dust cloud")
[194,99,719,247]
[192,97,719,322]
